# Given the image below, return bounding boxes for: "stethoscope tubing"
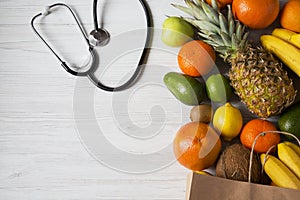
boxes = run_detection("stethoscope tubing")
[30,3,95,77]
[30,0,153,91]
[88,0,152,91]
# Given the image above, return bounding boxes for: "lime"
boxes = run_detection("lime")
[213,103,243,141]
[161,17,194,47]
[206,74,233,103]
[278,102,300,139]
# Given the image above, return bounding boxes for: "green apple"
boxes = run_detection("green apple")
[162,17,194,47]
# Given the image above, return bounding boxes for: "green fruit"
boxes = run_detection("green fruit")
[164,72,205,106]
[278,102,300,138]
[161,17,194,47]
[206,74,233,103]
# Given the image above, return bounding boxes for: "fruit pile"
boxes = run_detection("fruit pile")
[161,0,300,190]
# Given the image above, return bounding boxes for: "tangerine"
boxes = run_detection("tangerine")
[178,40,216,77]
[232,0,280,29]
[173,122,221,171]
[280,0,300,33]
[240,119,280,153]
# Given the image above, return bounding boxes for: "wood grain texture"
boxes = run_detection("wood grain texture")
[0,0,189,199]
[1,0,298,199]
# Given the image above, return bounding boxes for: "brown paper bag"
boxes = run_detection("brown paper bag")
[186,172,300,200]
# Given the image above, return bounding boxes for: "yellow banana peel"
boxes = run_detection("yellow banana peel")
[284,141,300,157]
[261,35,300,77]
[278,143,300,179]
[291,34,300,49]
[272,28,300,49]
[261,154,300,190]
[194,171,212,176]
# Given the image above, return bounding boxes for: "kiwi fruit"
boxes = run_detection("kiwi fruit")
[190,104,213,123]
[216,143,261,183]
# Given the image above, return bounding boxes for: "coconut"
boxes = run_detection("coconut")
[216,143,261,183]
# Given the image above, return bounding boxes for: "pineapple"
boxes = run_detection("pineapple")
[173,0,296,118]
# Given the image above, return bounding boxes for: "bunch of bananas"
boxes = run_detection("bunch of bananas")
[261,28,300,77]
[261,141,300,190]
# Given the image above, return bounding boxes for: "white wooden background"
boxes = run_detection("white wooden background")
[0,0,194,199]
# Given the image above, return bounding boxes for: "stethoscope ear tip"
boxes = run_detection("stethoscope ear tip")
[42,6,51,16]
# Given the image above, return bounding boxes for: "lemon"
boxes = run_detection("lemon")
[213,103,243,141]
[206,74,233,103]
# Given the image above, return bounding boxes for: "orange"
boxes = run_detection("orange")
[280,0,300,33]
[173,122,222,171]
[232,0,280,29]
[240,119,280,153]
[177,40,216,77]
[205,0,233,9]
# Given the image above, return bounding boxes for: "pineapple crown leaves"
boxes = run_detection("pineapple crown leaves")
[172,0,249,60]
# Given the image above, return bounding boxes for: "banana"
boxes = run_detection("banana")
[261,154,300,190]
[261,35,300,77]
[284,141,300,157]
[291,34,300,49]
[272,28,300,49]
[278,143,300,179]
[272,28,296,41]
[194,171,212,176]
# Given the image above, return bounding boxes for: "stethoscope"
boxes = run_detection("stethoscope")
[31,0,152,92]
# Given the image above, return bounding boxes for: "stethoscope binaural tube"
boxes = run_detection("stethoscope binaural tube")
[30,0,153,92]
[31,3,96,77]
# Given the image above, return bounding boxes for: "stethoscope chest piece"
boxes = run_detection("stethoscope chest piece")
[89,28,110,47]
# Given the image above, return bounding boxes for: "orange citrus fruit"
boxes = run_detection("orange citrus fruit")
[280,0,300,33]
[205,0,233,9]
[232,0,280,29]
[240,119,280,153]
[178,40,216,77]
[173,122,222,171]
